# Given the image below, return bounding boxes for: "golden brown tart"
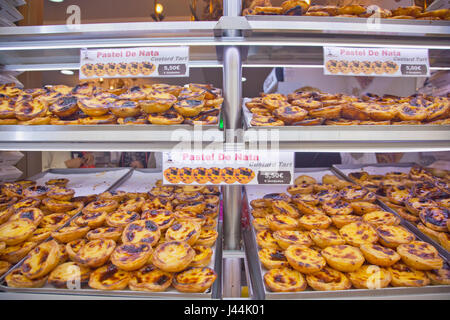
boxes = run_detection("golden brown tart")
[9,207,44,226]
[122,220,161,246]
[272,230,312,249]
[128,264,173,292]
[258,247,289,269]
[105,210,140,228]
[426,262,450,285]
[264,267,307,292]
[48,262,91,288]
[83,199,118,214]
[190,245,213,268]
[306,266,352,291]
[266,214,299,231]
[86,226,123,242]
[165,221,201,246]
[21,240,60,279]
[397,241,443,271]
[5,268,48,288]
[388,262,430,287]
[331,214,362,229]
[298,214,332,231]
[110,242,153,271]
[359,243,401,267]
[73,239,116,268]
[362,210,400,227]
[38,213,70,230]
[309,228,345,248]
[88,263,130,290]
[196,229,218,247]
[141,209,175,231]
[285,244,326,274]
[321,244,365,272]
[151,241,195,272]
[339,221,378,247]
[172,267,217,293]
[419,207,448,232]
[348,265,392,289]
[0,260,11,276]
[0,219,36,245]
[51,225,90,243]
[256,230,281,250]
[74,211,108,229]
[0,241,37,264]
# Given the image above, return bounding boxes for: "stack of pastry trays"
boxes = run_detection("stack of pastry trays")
[249,173,449,293]
[0,82,223,126]
[344,165,449,253]
[0,178,219,294]
[244,1,450,20]
[245,91,450,126]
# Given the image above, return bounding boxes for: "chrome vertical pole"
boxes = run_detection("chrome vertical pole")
[222,0,243,299]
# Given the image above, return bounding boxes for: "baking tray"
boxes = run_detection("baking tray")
[0,168,132,285]
[332,162,450,260]
[243,167,450,299]
[0,168,223,299]
[31,167,134,197]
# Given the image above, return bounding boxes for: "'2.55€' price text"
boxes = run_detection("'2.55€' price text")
[184,304,264,318]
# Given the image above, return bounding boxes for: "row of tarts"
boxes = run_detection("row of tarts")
[0,82,223,126]
[248,169,449,292]
[0,178,220,293]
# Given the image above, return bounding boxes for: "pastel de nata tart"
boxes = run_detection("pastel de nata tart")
[348,265,392,289]
[419,207,449,232]
[21,239,60,279]
[128,264,173,292]
[292,199,324,216]
[23,185,50,200]
[196,229,218,247]
[122,220,161,247]
[339,221,378,247]
[88,263,130,290]
[0,208,14,225]
[256,230,281,250]
[9,207,44,226]
[86,226,123,242]
[351,201,382,215]
[309,228,345,248]
[266,214,299,231]
[272,230,312,249]
[151,241,195,272]
[65,239,86,262]
[165,221,201,246]
[27,227,53,243]
[42,198,76,213]
[387,262,430,287]
[58,243,69,264]
[287,184,314,196]
[359,243,401,267]
[264,267,307,292]
[376,224,415,249]
[298,214,332,231]
[51,225,90,243]
[258,247,289,269]
[173,266,217,294]
[0,219,37,245]
[48,262,91,288]
[315,189,341,204]
[321,244,365,272]
[73,239,116,268]
[111,242,153,271]
[396,241,443,271]
[322,200,353,216]
[74,211,108,229]
[0,241,37,264]
[46,186,75,201]
[306,266,352,291]
[106,210,140,228]
[285,244,326,274]
[190,245,213,267]
[426,262,450,285]
[438,232,450,251]
[5,268,48,288]
[362,210,400,227]
[271,200,300,218]
[82,199,118,214]
[141,209,174,230]
[173,210,206,227]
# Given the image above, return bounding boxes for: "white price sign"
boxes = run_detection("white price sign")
[324,47,430,77]
[162,151,294,185]
[79,46,189,79]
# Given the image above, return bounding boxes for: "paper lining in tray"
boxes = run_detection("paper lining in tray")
[114,170,162,193]
[336,165,412,177]
[32,168,131,197]
[245,167,450,298]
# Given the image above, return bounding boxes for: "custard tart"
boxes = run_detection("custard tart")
[397,241,443,271]
[339,221,378,247]
[388,262,430,287]
[105,210,140,228]
[322,200,353,216]
[298,214,332,231]
[376,224,415,248]
[52,225,90,243]
[195,229,218,247]
[0,241,37,264]
[293,200,324,216]
[65,239,86,262]
[23,185,49,200]
[351,201,382,215]
[74,211,108,229]
[21,240,60,279]
[419,207,448,232]
[141,209,174,230]
[9,207,44,226]
[266,214,299,231]
[0,219,36,245]
[0,260,11,276]
[190,245,213,267]
[285,244,326,274]
[264,267,307,292]
[73,239,116,268]
[122,220,161,246]
[309,228,345,248]
[5,268,48,288]
[272,230,312,249]
[42,198,76,213]
[86,226,123,241]
[83,199,118,214]
[173,267,216,293]
[321,244,365,272]
[348,265,392,289]
[426,262,450,285]
[359,243,401,267]
[306,266,352,291]
[256,230,281,250]
[88,263,130,290]
[27,227,53,243]
[48,262,91,288]
[152,241,195,272]
[258,248,289,269]
[165,221,201,246]
[362,210,400,227]
[111,242,153,271]
[129,264,173,292]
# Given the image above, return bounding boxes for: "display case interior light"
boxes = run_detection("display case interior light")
[60,70,74,75]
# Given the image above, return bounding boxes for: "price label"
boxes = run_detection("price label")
[401,64,428,76]
[257,171,292,184]
[80,46,189,79]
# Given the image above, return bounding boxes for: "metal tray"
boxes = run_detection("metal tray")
[243,167,450,299]
[0,168,222,299]
[332,162,450,260]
